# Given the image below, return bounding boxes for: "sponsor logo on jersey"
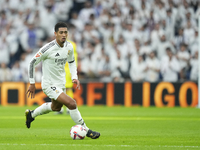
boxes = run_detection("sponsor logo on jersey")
[55,58,67,65]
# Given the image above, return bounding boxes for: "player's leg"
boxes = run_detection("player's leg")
[55,88,73,114]
[56,92,100,139]
[26,88,74,128]
[25,87,63,128]
[65,71,74,114]
[25,102,53,128]
[51,99,63,111]
[25,100,59,127]
[65,88,73,114]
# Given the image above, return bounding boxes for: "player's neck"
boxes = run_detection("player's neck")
[56,39,64,47]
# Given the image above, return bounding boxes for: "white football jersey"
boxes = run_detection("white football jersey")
[28,39,78,89]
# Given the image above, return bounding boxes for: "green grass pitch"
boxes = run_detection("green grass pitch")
[0,106,200,150]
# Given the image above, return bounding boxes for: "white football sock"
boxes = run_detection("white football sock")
[31,102,52,118]
[69,108,89,131]
[59,107,64,113]
[66,108,70,114]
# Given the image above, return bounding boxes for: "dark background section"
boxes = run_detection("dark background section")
[0,82,197,106]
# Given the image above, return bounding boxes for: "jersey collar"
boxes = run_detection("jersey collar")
[54,39,66,48]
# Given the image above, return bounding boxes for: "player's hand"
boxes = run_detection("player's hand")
[26,84,36,99]
[72,79,80,90]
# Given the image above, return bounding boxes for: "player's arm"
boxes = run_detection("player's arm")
[67,44,80,89]
[26,49,46,98]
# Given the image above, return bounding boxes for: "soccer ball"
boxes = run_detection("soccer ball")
[70,125,87,140]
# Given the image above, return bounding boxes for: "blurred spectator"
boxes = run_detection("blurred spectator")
[140,41,152,56]
[109,2,120,18]
[181,11,197,28]
[11,61,23,81]
[70,11,84,31]
[146,10,156,32]
[137,24,150,45]
[88,13,99,29]
[183,21,195,45]
[19,23,44,53]
[167,0,178,21]
[19,53,29,82]
[151,23,164,51]
[154,1,166,22]
[116,35,129,58]
[172,28,187,50]
[11,10,26,35]
[72,0,88,14]
[0,37,9,65]
[190,29,198,57]
[0,0,199,83]
[97,54,112,82]
[79,42,97,78]
[137,1,150,21]
[194,2,200,20]
[122,22,139,45]
[40,0,57,37]
[160,19,173,40]
[93,0,103,17]
[165,9,176,39]
[160,48,180,82]
[4,25,20,67]
[79,52,97,79]
[54,0,72,22]
[128,38,141,58]
[145,51,160,82]
[98,8,109,25]
[156,34,175,59]
[110,48,129,82]
[0,11,8,35]
[99,22,119,48]
[178,0,194,22]
[78,1,95,24]
[29,0,44,12]
[176,43,190,80]
[28,10,42,28]
[189,51,198,81]
[0,63,12,82]
[82,23,100,46]
[35,65,42,82]
[129,55,146,82]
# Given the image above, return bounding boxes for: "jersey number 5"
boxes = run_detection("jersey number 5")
[51,87,56,91]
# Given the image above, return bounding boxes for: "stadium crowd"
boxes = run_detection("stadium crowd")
[0,0,199,82]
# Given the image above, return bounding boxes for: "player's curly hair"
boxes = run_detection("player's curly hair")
[54,22,68,32]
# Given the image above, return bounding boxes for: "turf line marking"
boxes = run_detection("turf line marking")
[0,143,199,148]
[0,116,200,121]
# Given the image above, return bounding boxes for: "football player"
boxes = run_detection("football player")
[25,22,100,139]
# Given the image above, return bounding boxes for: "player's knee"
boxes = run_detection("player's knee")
[68,99,77,110]
[51,106,62,111]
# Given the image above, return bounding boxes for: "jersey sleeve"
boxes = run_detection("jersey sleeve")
[67,43,78,80]
[28,48,47,84]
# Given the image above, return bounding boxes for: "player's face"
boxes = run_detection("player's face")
[55,27,68,46]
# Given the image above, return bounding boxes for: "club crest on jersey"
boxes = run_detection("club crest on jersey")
[68,50,70,55]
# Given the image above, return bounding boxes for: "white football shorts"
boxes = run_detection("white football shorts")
[43,86,66,100]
